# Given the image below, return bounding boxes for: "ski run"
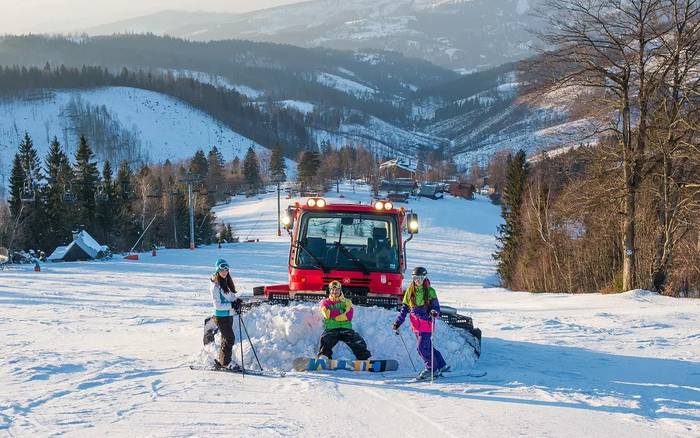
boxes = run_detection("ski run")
[1,183,699,437]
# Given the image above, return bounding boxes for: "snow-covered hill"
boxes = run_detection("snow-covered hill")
[0,87,291,190]
[1,183,698,436]
[418,67,599,165]
[81,0,543,72]
[313,114,448,158]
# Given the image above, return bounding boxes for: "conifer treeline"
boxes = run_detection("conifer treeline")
[1,132,287,256]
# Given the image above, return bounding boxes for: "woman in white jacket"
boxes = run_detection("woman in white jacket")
[210,258,243,370]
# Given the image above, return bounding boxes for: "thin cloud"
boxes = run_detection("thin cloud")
[0,0,302,34]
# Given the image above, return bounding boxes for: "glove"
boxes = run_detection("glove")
[232,298,243,313]
[430,309,439,318]
[392,323,399,333]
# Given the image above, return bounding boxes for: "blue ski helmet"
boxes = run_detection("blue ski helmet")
[215,258,230,273]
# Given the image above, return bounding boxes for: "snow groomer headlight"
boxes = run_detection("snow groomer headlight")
[374,200,394,210]
[406,212,419,234]
[307,197,326,208]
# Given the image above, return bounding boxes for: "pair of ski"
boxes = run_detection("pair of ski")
[191,357,398,377]
[192,357,486,383]
[386,370,488,384]
[189,364,286,378]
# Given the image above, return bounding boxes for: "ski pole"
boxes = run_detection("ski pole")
[431,317,435,383]
[238,312,245,377]
[397,330,417,372]
[239,311,263,371]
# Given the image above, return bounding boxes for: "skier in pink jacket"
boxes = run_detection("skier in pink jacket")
[393,267,448,379]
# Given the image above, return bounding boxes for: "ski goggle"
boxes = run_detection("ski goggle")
[218,264,229,272]
[412,275,426,282]
[328,281,342,291]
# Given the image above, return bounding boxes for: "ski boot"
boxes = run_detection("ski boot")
[416,368,432,380]
[436,365,451,375]
[214,359,242,371]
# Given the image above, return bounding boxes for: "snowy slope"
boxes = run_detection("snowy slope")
[1,183,698,436]
[317,72,378,97]
[0,87,292,191]
[313,115,448,157]
[162,69,264,99]
[0,87,267,163]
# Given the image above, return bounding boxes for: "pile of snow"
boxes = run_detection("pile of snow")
[192,302,478,372]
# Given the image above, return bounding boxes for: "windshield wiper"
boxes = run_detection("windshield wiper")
[335,242,370,275]
[296,240,330,273]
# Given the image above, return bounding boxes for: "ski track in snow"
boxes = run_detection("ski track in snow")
[1,183,699,437]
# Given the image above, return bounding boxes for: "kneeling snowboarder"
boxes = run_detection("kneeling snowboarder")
[393,267,448,380]
[318,280,371,360]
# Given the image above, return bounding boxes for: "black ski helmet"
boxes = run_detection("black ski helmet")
[412,266,428,277]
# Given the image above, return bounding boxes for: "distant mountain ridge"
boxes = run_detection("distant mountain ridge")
[0,34,587,169]
[78,0,542,72]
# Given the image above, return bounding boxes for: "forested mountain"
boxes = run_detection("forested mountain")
[0,34,585,169]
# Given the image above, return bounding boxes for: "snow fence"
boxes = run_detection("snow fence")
[194,302,479,372]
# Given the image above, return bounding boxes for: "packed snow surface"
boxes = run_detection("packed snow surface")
[1,183,699,437]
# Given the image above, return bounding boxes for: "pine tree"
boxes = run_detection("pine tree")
[8,133,43,250]
[494,150,528,287]
[206,147,226,201]
[114,160,139,250]
[231,156,241,175]
[8,153,26,217]
[189,149,208,179]
[73,135,100,232]
[298,149,320,191]
[270,145,287,182]
[43,137,74,251]
[9,133,41,216]
[243,146,262,191]
[210,146,225,167]
[95,160,116,245]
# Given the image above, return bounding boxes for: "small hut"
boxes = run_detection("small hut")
[47,230,109,262]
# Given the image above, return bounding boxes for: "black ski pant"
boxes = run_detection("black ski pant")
[318,328,371,360]
[214,315,236,366]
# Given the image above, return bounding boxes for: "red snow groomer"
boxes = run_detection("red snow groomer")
[253,197,481,357]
